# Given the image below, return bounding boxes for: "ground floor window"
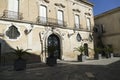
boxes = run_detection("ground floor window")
[6,25,20,39]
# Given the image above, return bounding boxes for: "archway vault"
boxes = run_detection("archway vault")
[39,28,64,62]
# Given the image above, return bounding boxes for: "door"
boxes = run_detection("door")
[84,43,88,56]
[48,34,61,59]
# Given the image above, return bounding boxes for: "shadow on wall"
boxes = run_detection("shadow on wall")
[0,38,41,66]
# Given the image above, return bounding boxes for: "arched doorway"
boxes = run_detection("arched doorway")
[47,34,61,59]
[84,43,88,56]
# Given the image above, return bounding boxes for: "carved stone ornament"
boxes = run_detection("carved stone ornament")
[44,0,50,3]
[6,25,20,39]
[54,3,65,8]
[88,34,93,42]
[0,33,4,37]
[85,12,91,16]
[76,33,82,42]
[72,9,80,13]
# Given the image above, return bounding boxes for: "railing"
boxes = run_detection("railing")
[36,16,67,27]
[74,24,83,29]
[2,10,23,20]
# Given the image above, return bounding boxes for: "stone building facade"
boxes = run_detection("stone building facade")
[94,7,120,56]
[0,0,94,64]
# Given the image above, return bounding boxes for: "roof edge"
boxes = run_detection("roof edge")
[75,0,94,6]
[95,7,120,19]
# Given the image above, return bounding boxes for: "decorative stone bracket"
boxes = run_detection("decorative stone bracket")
[85,12,91,16]
[72,9,81,13]
[0,33,4,37]
[54,3,65,8]
[44,0,50,3]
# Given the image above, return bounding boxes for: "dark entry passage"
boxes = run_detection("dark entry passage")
[48,34,61,59]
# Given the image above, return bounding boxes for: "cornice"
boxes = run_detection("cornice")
[95,7,120,19]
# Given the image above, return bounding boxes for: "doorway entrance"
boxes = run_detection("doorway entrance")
[47,34,61,59]
[84,43,88,56]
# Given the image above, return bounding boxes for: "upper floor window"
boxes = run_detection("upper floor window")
[39,5,47,24]
[8,0,19,19]
[57,10,64,26]
[74,14,80,29]
[86,18,91,31]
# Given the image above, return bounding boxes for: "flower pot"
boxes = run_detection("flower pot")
[14,58,26,71]
[78,54,86,62]
[110,53,114,58]
[46,57,57,66]
[98,54,102,59]
[106,52,111,58]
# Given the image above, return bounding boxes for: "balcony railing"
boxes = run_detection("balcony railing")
[74,24,83,29]
[2,10,23,20]
[36,16,67,27]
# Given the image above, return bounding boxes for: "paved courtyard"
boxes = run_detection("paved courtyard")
[0,57,120,80]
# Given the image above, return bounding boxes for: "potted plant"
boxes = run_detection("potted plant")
[94,47,102,59]
[104,46,113,58]
[74,45,86,62]
[46,45,57,66]
[12,47,31,71]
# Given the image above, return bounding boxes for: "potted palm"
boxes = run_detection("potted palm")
[74,45,86,62]
[94,47,102,59]
[46,45,57,66]
[104,46,113,58]
[13,47,31,71]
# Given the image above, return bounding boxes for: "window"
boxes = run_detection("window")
[86,18,91,31]
[100,24,105,33]
[57,10,64,26]
[75,14,80,29]
[6,25,20,39]
[76,33,82,42]
[39,5,47,24]
[8,0,19,19]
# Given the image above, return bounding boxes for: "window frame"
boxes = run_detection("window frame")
[74,14,80,29]
[57,10,64,26]
[86,17,91,31]
[39,5,47,24]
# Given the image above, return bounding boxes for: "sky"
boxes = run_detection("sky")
[89,0,120,16]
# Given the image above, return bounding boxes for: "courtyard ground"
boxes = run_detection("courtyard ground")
[0,57,120,80]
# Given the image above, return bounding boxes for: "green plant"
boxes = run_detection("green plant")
[104,46,113,53]
[13,46,31,59]
[74,45,85,55]
[94,47,102,53]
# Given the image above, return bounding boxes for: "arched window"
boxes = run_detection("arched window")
[6,25,20,39]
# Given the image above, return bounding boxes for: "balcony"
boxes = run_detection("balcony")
[36,16,67,27]
[1,10,23,20]
[74,24,83,29]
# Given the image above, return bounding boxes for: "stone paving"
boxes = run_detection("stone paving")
[0,57,120,80]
